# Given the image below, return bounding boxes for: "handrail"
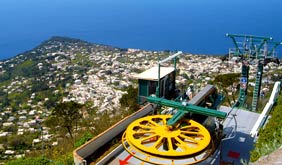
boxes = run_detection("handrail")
[250,81,281,137]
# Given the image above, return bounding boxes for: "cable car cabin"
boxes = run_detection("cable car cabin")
[134,66,176,104]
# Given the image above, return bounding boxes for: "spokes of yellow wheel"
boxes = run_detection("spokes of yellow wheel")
[125,115,211,157]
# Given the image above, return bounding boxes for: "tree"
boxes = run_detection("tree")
[49,101,83,138]
[213,73,240,106]
[8,134,32,150]
[119,85,139,112]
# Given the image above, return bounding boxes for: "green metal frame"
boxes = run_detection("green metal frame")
[226,33,281,110]
[146,96,227,126]
[252,61,264,111]
[138,79,149,104]
[151,51,227,126]
[157,51,182,97]
[267,42,282,58]
[226,33,272,59]
[235,62,249,108]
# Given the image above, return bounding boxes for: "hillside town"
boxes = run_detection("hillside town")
[0,37,281,161]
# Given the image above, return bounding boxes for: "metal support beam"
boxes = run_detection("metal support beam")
[229,36,241,54]
[268,42,282,57]
[226,33,272,40]
[157,63,160,97]
[156,51,182,98]
[158,51,182,64]
[146,96,227,120]
[256,39,269,58]
[226,33,273,58]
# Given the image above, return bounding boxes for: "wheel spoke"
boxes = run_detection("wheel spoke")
[180,125,193,129]
[139,125,154,130]
[180,131,202,136]
[134,130,155,135]
[174,136,189,150]
[152,137,164,149]
[178,134,199,144]
[181,126,199,131]
[167,137,174,151]
[162,118,167,125]
[148,120,159,126]
[140,134,158,143]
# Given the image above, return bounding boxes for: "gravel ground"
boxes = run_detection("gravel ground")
[252,147,282,165]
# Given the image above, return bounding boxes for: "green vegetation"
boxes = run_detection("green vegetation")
[74,131,93,148]
[212,73,240,106]
[6,157,51,165]
[6,86,139,164]
[8,133,39,150]
[70,53,94,74]
[11,60,36,78]
[250,93,282,162]
[46,101,83,138]
[119,85,139,112]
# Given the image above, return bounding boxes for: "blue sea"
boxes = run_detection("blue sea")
[1,0,282,60]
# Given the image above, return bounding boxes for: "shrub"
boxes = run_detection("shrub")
[119,85,139,112]
[74,131,94,147]
[250,94,282,162]
[6,157,51,165]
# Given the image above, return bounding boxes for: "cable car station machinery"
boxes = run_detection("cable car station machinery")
[226,33,281,111]
[123,52,227,164]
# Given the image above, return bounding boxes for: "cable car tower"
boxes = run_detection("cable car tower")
[226,33,281,111]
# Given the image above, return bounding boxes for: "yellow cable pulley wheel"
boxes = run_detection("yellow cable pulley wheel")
[125,115,211,157]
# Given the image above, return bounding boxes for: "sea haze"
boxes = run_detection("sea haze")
[1,0,282,60]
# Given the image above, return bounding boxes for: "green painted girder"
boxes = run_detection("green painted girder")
[146,96,227,122]
[243,39,280,58]
[211,94,225,109]
[226,33,273,59]
[167,110,187,126]
[229,36,241,54]
[268,42,282,57]
[235,63,249,108]
[226,33,273,40]
[252,62,264,111]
